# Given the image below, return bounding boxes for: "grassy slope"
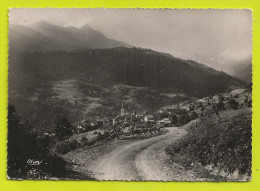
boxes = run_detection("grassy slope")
[165,108,252,181]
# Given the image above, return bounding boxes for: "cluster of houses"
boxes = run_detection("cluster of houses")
[75,104,159,134]
[74,103,193,134]
[42,101,205,137]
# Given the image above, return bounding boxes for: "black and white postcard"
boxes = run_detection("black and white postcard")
[8,9,252,181]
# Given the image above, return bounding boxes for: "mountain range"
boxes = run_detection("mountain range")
[8,21,247,130]
[9,21,252,82]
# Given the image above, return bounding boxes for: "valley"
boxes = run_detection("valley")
[7,18,252,181]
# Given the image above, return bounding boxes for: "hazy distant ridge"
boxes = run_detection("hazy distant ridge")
[9,22,131,52]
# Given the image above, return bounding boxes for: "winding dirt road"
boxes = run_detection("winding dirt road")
[92,127,195,181]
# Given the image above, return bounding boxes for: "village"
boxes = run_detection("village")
[72,88,252,140]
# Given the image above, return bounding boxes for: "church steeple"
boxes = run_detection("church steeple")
[121,103,126,116]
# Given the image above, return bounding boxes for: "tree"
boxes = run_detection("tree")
[190,111,199,120]
[54,115,73,140]
[248,99,252,107]
[8,104,69,179]
[171,115,178,125]
[248,82,252,92]
[212,104,221,119]
[189,103,195,111]
[216,99,225,111]
[228,98,239,109]
[158,111,169,120]
[198,102,203,108]
[8,104,46,178]
[218,95,225,102]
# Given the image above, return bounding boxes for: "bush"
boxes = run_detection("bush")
[55,138,83,154]
[54,115,73,141]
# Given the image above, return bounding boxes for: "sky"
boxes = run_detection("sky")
[9,8,252,64]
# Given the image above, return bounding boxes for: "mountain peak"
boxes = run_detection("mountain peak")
[33,20,54,28]
[80,23,92,30]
